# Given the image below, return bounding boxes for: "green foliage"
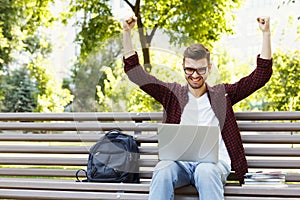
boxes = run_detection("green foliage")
[129,0,242,68]
[96,50,185,112]
[142,0,241,48]
[213,46,257,111]
[63,1,124,111]
[126,89,161,112]
[126,51,185,112]
[0,67,38,112]
[260,49,300,111]
[215,47,300,112]
[75,41,300,113]
[60,0,244,112]
[96,62,130,112]
[65,0,122,60]
[0,0,56,70]
[71,36,122,112]
[0,0,73,112]
[96,62,162,112]
[27,58,74,112]
[64,0,300,113]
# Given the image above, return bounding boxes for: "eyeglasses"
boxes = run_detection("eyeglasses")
[183,67,207,75]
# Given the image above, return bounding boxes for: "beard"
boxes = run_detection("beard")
[188,81,204,89]
[186,76,205,89]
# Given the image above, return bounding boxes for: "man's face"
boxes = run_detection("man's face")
[183,57,210,89]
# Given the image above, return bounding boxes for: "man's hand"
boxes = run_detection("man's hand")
[257,16,270,33]
[123,16,137,31]
[258,16,271,59]
[123,16,137,58]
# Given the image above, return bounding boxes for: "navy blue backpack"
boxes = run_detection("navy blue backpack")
[76,130,140,183]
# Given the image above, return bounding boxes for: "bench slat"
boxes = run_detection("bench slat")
[0,122,299,131]
[0,112,162,122]
[0,145,90,154]
[242,135,300,144]
[0,146,157,154]
[245,147,300,156]
[234,111,300,120]
[0,157,158,167]
[1,178,300,197]
[0,168,77,177]
[1,133,300,143]
[1,157,300,169]
[238,123,300,131]
[247,160,300,168]
[0,133,101,142]
[0,189,149,200]
[0,145,158,154]
[0,112,299,121]
[0,168,153,179]
[0,122,157,131]
[0,157,87,166]
[1,168,300,182]
[224,185,300,197]
[0,181,300,199]
[1,189,299,200]
[0,133,159,143]
[1,145,300,157]
[225,197,300,200]
[0,178,149,192]
[176,185,300,197]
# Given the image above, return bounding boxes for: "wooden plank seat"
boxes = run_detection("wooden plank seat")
[0,112,299,199]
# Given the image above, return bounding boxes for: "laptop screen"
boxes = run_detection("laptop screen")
[157,124,219,163]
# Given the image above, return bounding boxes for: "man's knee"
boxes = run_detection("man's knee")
[194,163,220,181]
[152,161,190,188]
[152,161,179,180]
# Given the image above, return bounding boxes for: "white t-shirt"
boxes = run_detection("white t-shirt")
[180,92,231,166]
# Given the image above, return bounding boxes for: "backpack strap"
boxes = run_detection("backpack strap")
[75,169,88,182]
[105,129,131,139]
[105,129,123,137]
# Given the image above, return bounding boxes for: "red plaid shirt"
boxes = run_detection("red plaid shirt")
[124,53,273,184]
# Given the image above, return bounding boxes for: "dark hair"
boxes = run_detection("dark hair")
[183,43,210,64]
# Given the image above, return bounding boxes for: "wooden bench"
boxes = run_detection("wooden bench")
[0,112,299,200]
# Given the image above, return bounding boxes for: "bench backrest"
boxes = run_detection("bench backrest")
[0,112,299,184]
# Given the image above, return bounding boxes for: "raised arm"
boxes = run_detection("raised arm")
[122,16,171,106]
[225,17,273,104]
[123,16,137,59]
[257,16,271,59]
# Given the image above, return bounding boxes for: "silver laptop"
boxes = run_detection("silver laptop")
[157,124,219,163]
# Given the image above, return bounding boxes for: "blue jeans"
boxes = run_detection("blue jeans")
[148,161,231,200]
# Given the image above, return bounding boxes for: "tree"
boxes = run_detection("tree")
[259,49,300,111]
[212,45,256,112]
[0,0,73,112]
[0,0,55,71]
[0,67,38,112]
[71,36,122,112]
[27,58,74,112]
[214,47,300,112]
[96,49,186,112]
[63,0,243,112]
[63,0,122,62]
[65,0,242,71]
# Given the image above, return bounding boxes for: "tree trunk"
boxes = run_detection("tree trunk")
[137,16,152,71]
[126,0,153,71]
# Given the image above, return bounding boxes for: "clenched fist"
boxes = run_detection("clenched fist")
[257,16,270,33]
[123,16,137,31]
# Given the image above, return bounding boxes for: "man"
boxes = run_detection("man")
[122,16,272,200]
